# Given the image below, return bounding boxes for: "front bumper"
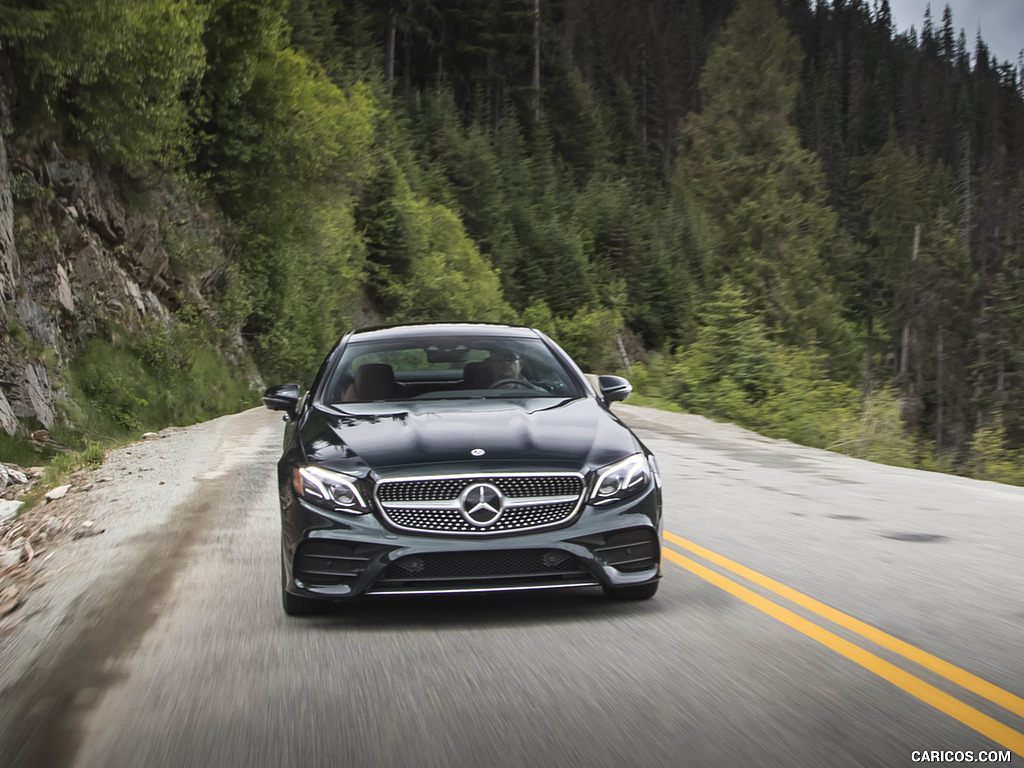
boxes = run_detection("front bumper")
[281,484,662,600]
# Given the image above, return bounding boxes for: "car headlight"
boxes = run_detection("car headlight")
[292,466,369,514]
[649,454,662,488]
[590,454,651,505]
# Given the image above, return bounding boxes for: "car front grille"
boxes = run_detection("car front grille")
[370,549,597,593]
[374,472,586,535]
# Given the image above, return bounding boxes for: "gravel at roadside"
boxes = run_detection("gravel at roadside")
[0,409,267,697]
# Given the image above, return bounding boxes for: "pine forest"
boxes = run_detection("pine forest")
[1,0,1023,484]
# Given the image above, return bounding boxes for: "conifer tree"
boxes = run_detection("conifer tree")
[676,0,853,362]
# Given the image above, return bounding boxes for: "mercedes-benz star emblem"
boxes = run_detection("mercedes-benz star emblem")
[471,448,485,456]
[458,482,505,527]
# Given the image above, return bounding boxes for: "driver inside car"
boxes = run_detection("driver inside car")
[483,349,524,388]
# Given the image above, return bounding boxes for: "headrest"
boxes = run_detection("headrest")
[353,363,395,400]
[462,360,489,389]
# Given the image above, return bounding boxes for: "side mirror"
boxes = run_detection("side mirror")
[598,375,632,405]
[263,384,301,415]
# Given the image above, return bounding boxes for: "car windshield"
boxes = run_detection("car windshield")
[321,335,582,403]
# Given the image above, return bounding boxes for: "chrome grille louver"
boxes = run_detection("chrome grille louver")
[374,472,586,535]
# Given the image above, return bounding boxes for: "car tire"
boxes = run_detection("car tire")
[603,580,659,600]
[281,561,327,616]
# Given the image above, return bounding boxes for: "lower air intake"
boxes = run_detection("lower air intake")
[593,529,660,572]
[293,540,377,587]
[371,549,595,593]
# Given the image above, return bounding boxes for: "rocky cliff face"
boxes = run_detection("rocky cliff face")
[0,119,16,309]
[1,80,26,436]
[0,86,235,441]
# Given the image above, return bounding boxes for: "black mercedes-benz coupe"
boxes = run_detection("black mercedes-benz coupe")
[264,323,662,615]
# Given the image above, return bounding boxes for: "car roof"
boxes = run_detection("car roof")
[347,323,541,343]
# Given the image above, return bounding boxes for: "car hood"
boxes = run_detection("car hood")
[298,397,641,475]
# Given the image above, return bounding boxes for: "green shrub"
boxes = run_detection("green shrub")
[758,347,861,449]
[660,280,924,467]
[41,442,105,486]
[624,352,676,400]
[64,317,253,440]
[6,0,209,170]
[382,192,515,325]
[0,430,47,466]
[822,388,918,468]
[519,299,558,339]
[966,414,1024,486]
[552,306,623,373]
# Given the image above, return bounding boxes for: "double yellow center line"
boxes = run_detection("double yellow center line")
[661,531,1024,757]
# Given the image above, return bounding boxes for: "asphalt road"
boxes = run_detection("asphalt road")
[2,403,1023,768]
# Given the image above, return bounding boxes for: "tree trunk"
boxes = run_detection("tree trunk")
[960,132,971,263]
[899,224,921,382]
[863,263,873,397]
[437,13,445,84]
[641,44,648,148]
[533,0,541,122]
[403,2,412,98]
[936,328,944,451]
[386,5,397,95]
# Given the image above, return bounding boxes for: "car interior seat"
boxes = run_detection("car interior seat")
[344,363,397,401]
[461,361,490,389]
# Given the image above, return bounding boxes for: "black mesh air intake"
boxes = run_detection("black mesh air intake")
[371,549,593,592]
[592,529,660,572]
[293,540,379,587]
